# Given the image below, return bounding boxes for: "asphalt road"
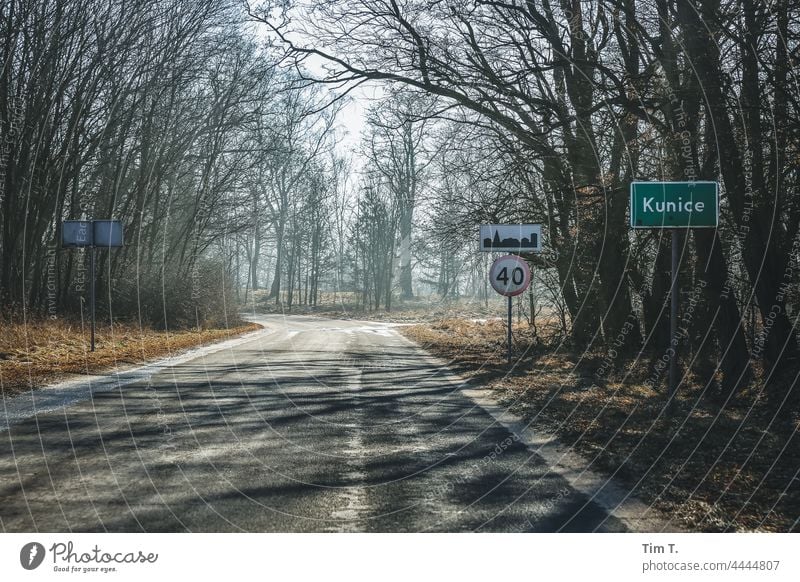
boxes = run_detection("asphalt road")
[0,315,628,532]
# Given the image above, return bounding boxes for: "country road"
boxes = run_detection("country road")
[0,315,633,532]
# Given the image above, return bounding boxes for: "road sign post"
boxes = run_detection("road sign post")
[489,255,531,364]
[480,225,543,365]
[507,294,512,364]
[630,182,719,410]
[62,219,124,352]
[90,247,96,352]
[668,229,683,408]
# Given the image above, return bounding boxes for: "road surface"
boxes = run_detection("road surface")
[0,315,630,532]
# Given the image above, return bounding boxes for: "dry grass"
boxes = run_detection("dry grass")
[402,319,800,532]
[0,318,260,396]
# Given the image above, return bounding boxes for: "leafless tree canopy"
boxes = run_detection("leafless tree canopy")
[242,0,800,410]
[2,0,800,414]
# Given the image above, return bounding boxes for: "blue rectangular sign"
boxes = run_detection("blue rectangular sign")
[61,220,93,247]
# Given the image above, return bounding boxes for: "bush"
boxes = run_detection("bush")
[105,259,241,330]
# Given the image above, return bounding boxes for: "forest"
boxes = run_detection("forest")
[1,0,799,417]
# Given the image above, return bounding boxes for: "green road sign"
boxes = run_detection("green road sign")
[630,181,719,228]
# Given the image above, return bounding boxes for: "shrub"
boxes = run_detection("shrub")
[104,259,241,330]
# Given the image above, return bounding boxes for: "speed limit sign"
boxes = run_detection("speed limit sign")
[489,255,531,296]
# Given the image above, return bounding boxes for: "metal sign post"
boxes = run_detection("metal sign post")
[90,246,96,352]
[668,229,681,408]
[62,219,124,352]
[480,225,543,365]
[489,255,531,364]
[629,182,719,409]
[507,295,513,364]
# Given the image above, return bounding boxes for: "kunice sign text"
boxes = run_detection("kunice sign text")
[630,181,718,228]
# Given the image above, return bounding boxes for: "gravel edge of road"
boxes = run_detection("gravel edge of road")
[393,331,683,533]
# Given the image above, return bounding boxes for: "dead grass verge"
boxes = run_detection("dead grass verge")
[0,318,260,396]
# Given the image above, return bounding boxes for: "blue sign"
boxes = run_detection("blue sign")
[93,220,124,247]
[61,220,93,247]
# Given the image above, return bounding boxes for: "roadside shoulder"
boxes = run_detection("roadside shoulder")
[394,329,682,533]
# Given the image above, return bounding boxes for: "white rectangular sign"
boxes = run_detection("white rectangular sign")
[479,224,542,252]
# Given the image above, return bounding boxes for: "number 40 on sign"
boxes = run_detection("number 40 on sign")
[489,254,531,365]
[490,255,531,297]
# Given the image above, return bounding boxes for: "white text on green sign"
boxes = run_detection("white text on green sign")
[630,182,718,228]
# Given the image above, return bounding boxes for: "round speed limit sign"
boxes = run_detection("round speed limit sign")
[489,255,531,296]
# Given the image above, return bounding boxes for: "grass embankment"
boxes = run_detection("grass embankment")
[0,318,260,396]
[402,319,799,533]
